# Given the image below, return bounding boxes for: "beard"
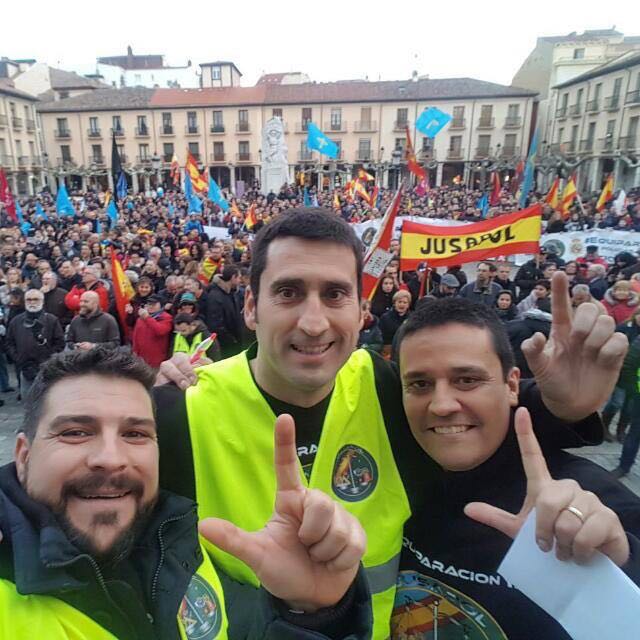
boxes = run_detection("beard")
[30,467,157,566]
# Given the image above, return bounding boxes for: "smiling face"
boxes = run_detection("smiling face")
[15,375,158,557]
[400,323,519,471]
[244,238,363,406]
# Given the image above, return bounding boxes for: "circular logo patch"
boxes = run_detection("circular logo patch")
[542,238,566,258]
[179,574,222,640]
[332,444,378,502]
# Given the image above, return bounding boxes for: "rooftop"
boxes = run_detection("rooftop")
[554,49,640,89]
[0,77,38,101]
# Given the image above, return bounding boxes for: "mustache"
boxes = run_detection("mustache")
[60,472,145,501]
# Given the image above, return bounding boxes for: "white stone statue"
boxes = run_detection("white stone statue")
[261,117,289,195]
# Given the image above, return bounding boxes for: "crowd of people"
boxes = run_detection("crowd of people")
[0,195,639,638]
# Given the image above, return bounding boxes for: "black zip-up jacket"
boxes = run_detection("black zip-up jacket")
[0,464,371,640]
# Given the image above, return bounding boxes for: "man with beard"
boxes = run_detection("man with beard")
[0,348,371,639]
[5,289,64,395]
[67,291,120,351]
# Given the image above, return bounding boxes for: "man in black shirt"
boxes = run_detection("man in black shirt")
[394,298,639,639]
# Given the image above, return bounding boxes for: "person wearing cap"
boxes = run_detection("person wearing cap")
[514,248,546,301]
[132,294,174,368]
[431,273,460,298]
[172,312,221,362]
[577,245,609,270]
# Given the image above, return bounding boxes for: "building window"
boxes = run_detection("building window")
[360,107,372,126]
[9,103,16,117]
[212,110,224,131]
[396,108,408,126]
[238,141,250,161]
[139,144,150,160]
[91,145,102,162]
[452,106,465,125]
[29,141,35,157]
[59,91,69,99]
[112,115,122,133]
[301,108,312,130]
[358,139,372,160]
[213,141,224,161]
[137,115,148,135]
[117,144,125,161]
[60,145,72,162]
[394,138,405,150]
[449,135,462,154]
[272,108,283,119]
[330,108,342,130]
[613,78,622,97]
[573,48,585,60]
[477,135,491,154]
[163,143,174,161]
[56,118,68,135]
[577,88,584,106]
[187,112,198,134]
[238,110,249,132]
[561,93,569,108]
[162,112,173,134]
[212,66,221,80]
[421,137,433,151]
[188,142,200,160]
[479,105,493,126]
[503,133,517,154]
[89,117,99,134]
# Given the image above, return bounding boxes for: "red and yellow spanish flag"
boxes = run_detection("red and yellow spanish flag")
[545,178,559,209]
[405,126,427,182]
[400,204,542,270]
[111,252,135,332]
[596,174,614,212]
[230,199,242,220]
[559,175,577,219]
[185,150,207,193]
[244,202,258,230]
[358,169,375,182]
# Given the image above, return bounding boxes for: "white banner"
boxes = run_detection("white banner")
[203,226,234,241]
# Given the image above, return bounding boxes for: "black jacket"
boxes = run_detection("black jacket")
[44,287,72,327]
[589,276,608,301]
[0,464,371,640]
[67,309,121,349]
[514,260,543,300]
[205,282,242,359]
[5,311,64,378]
[379,308,409,346]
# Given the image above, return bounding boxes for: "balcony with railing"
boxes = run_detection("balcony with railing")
[12,116,22,129]
[627,90,640,105]
[55,129,71,139]
[56,157,75,166]
[586,99,599,113]
[111,127,125,137]
[87,128,101,138]
[137,156,152,165]
[187,152,200,162]
[355,150,374,162]
[598,136,615,152]
[160,125,174,136]
[579,139,595,152]
[0,114,7,127]
[185,125,199,135]
[419,147,437,160]
[0,154,14,166]
[500,146,520,158]
[89,155,105,165]
[604,96,620,110]
[31,155,42,167]
[477,117,495,129]
[295,122,312,133]
[393,120,409,132]
[474,146,492,158]
[353,120,377,132]
[569,104,582,117]
[236,152,252,162]
[556,106,568,118]
[565,140,577,154]
[324,121,347,133]
[619,136,638,151]
[504,116,521,128]
[17,156,28,167]
[210,152,226,163]
[210,124,225,134]
[449,118,466,130]
[298,150,315,161]
[135,126,150,137]
[447,147,463,159]
[236,122,250,133]
[163,154,173,163]
[26,119,36,132]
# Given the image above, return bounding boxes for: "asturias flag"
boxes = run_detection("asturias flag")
[35,201,48,220]
[56,184,76,216]
[415,107,452,138]
[306,123,338,159]
[208,175,229,211]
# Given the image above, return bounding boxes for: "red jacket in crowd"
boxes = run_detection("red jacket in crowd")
[132,311,174,368]
[65,282,110,315]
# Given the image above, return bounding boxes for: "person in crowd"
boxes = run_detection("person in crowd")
[493,262,516,296]
[205,265,243,360]
[171,312,221,361]
[125,275,155,327]
[56,260,82,292]
[394,298,640,639]
[603,280,640,324]
[445,265,468,287]
[357,299,383,353]
[563,260,585,291]
[587,263,609,301]
[514,247,546,300]
[0,268,24,309]
[517,279,552,314]
[571,283,608,316]
[40,271,71,329]
[0,348,371,639]
[577,244,609,270]
[541,261,558,281]
[370,275,397,318]
[64,264,109,315]
[66,291,120,351]
[429,273,460,298]
[458,262,503,306]
[494,289,519,322]
[5,289,64,395]
[132,294,174,368]
[608,251,638,284]
[380,290,412,354]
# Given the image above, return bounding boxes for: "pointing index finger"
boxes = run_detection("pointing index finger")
[514,407,552,494]
[550,271,573,339]
[274,414,304,493]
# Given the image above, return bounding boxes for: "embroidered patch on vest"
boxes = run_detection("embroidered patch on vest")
[179,574,222,639]
[331,444,378,502]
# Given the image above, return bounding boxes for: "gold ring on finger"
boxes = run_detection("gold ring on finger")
[564,505,585,523]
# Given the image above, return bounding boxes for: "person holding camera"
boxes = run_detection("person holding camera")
[5,289,64,396]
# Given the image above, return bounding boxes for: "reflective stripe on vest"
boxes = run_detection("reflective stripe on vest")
[0,541,228,640]
[186,348,411,640]
[173,332,204,357]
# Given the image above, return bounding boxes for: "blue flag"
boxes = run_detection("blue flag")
[416,107,452,138]
[306,122,338,159]
[107,200,118,225]
[116,172,128,200]
[477,193,489,218]
[519,127,539,208]
[35,202,48,220]
[189,194,203,214]
[208,176,229,211]
[303,187,312,207]
[16,203,31,235]
[15,201,24,224]
[184,172,193,199]
[56,184,75,216]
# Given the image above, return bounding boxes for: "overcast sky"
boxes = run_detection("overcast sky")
[4,1,639,87]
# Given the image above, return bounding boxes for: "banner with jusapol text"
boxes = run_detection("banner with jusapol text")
[400,204,542,269]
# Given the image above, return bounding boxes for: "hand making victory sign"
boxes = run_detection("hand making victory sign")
[199,414,367,612]
[465,407,630,567]
[522,271,628,422]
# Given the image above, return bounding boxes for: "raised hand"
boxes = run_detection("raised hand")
[199,414,366,611]
[155,352,198,388]
[464,407,630,567]
[522,271,628,421]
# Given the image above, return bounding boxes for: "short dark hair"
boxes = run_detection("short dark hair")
[220,264,240,282]
[21,348,156,441]
[534,279,551,291]
[249,208,363,301]
[395,297,515,379]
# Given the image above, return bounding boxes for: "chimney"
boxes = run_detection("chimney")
[127,45,133,57]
